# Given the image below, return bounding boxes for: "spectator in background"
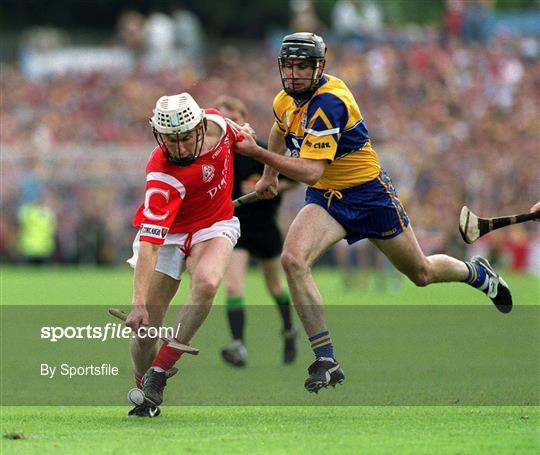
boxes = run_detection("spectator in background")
[173,7,204,59]
[502,226,530,272]
[17,192,57,264]
[290,0,324,33]
[442,0,464,44]
[140,8,204,71]
[117,10,147,58]
[332,0,383,48]
[461,0,494,44]
[144,11,176,70]
[19,160,44,206]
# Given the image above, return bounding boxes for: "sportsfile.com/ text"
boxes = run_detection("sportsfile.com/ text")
[40,324,180,343]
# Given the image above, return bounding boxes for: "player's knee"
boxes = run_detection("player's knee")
[134,333,158,349]
[407,267,432,287]
[193,273,221,300]
[281,250,307,275]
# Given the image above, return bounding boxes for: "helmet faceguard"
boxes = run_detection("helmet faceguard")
[150,93,207,166]
[278,32,326,100]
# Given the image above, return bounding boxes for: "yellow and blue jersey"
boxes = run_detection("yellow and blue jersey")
[272,74,380,190]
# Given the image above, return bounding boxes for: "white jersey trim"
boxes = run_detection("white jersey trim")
[305,127,340,137]
[147,172,186,199]
[206,113,227,136]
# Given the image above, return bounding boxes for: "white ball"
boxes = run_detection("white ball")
[127,388,145,406]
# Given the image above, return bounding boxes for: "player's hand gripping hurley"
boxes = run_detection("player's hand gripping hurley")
[108,308,199,355]
[233,187,278,208]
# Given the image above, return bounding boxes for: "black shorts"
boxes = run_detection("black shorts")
[236,219,283,259]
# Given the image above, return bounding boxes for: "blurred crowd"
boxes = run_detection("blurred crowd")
[1,4,538,273]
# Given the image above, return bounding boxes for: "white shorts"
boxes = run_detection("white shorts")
[127,217,241,280]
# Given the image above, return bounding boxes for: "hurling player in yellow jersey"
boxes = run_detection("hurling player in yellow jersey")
[233,32,512,393]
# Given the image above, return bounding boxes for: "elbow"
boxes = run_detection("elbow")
[304,175,320,186]
[303,166,325,186]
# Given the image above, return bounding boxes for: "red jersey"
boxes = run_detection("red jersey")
[133,109,239,244]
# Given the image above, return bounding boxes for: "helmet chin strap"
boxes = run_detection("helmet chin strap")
[288,88,316,101]
[154,120,207,166]
[280,59,325,100]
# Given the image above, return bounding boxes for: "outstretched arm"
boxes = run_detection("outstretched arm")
[261,128,288,180]
[235,125,326,186]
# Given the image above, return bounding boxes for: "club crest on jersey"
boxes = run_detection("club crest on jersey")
[202,164,215,183]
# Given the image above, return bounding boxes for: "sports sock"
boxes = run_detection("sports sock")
[135,374,142,389]
[309,331,334,359]
[274,291,292,331]
[226,296,245,341]
[151,342,184,371]
[463,261,488,290]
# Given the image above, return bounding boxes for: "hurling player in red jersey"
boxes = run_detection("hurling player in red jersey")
[124,92,249,417]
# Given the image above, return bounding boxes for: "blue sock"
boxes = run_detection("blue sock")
[463,261,488,289]
[309,331,334,359]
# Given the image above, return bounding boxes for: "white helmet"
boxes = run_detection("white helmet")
[151,93,205,134]
[150,93,207,166]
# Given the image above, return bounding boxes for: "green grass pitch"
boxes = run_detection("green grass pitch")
[1,266,539,454]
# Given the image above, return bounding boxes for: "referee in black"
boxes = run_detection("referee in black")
[216,96,298,366]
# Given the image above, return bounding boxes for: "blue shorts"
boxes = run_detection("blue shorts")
[305,170,410,244]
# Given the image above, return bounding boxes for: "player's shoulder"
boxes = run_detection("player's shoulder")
[204,108,228,132]
[146,146,166,171]
[204,107,225,120]
[273,89,288,103]
[205,107,242,143]
[308,75,357,116]
[314,75,354,105]
[319,74,352,93]
[273,89,292,112]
